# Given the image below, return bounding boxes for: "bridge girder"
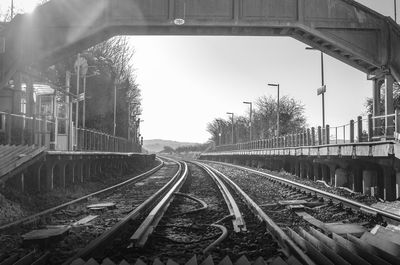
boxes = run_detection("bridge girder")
[1,0,400,88]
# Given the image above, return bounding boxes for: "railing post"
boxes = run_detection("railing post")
[368,114,373,142]
[325,125,330,145]
[350,119,354,143]
[357,116,363,142]
[311,127,315,146]
[317,126,322,145]
[307,128,311,146]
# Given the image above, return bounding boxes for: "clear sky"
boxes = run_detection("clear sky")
[1,0,398,143]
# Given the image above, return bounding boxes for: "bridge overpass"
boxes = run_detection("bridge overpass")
[0,0,400,199]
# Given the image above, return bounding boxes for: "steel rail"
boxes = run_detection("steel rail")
[130,161,189,247]
[205,161,400,224]
[205,164,316,265]
[63,157,183,264]
[193,161,247,233]
[0,158,164,232]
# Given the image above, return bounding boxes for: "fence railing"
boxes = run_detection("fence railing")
[76,128,140,153]
[0,111,141,153]
[214,111,400,152]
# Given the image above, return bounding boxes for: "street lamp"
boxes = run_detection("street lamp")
[268,83,280,136]
[243,101,252,141]
[226,112,234,144]
[306,47,326,127]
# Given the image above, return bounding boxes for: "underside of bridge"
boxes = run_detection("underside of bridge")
[0,0,400,89]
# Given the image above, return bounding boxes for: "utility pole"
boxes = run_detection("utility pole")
[243,102,252,141]
[395,0,398,23]
[306,47,326,128]
[268,83,280,136]
[227,112,234,144]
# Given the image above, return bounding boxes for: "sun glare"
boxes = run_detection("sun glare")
[17,0,39,13]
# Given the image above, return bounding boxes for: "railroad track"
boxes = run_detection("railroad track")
[66,160,313,265]
[203,161,400,265]
[0,157,181,265]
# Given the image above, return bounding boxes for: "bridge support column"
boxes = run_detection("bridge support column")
[382,166,396,201]
[60,164,66,188]
[295,161,300,177]
[335,168,348,188]
[307,163,314,180]
[321,165,329,184]
[300,162,306,179]
[351,166,363,193]
[363,170,378,196]
[313,164,320,181]
[45,164,54,191]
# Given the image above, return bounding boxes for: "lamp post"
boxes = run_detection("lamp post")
[227,112,234,144]
[243,102,252,141]
[306,47,326,127]
[268,83,280,136]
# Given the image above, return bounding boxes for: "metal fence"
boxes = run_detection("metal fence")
[0,111,141,153]
[214,111,400,152]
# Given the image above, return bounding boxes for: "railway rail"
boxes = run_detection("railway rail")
[0,157,181,264]
[203,161,400,265]
[67,160,314,265]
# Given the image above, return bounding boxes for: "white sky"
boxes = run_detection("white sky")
[1,0,398,143]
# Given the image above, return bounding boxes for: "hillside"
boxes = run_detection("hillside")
[143,139,199,153]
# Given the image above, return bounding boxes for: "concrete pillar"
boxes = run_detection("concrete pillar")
[300,162,306,179]
[328,165,336,185]
[60,164,66,188]
[313,164,320,181]
[363,170,378,196]
[382,166,396,201]
[295,161,300,177]
[321,165,329,184]
[334,168,348,187]
[45,164,54,191]
[351,166,363,192]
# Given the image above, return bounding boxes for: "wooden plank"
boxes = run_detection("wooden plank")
[298,228,350,265]
[370,225,400,245]
[200,256,214,265]
[70,259,86,265]
[324,223,367,237]
[234,256,250,265]
[270,257,287,265]
[22,226,70,241]
[286,227,334,265]
[278,200,308,205]
[101,258,116,265]
[286,256,302,265]
[295,211,325,229]
[185,255,197,265]
[307,227,370,265]
[332,233,391,265]
[361,232,400,257]
[218,256,233,265]
[347,233,400,264]
[252,257,266,265]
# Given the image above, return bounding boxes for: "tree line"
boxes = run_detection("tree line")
[42,37,142,139]
[207,95,307,146]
